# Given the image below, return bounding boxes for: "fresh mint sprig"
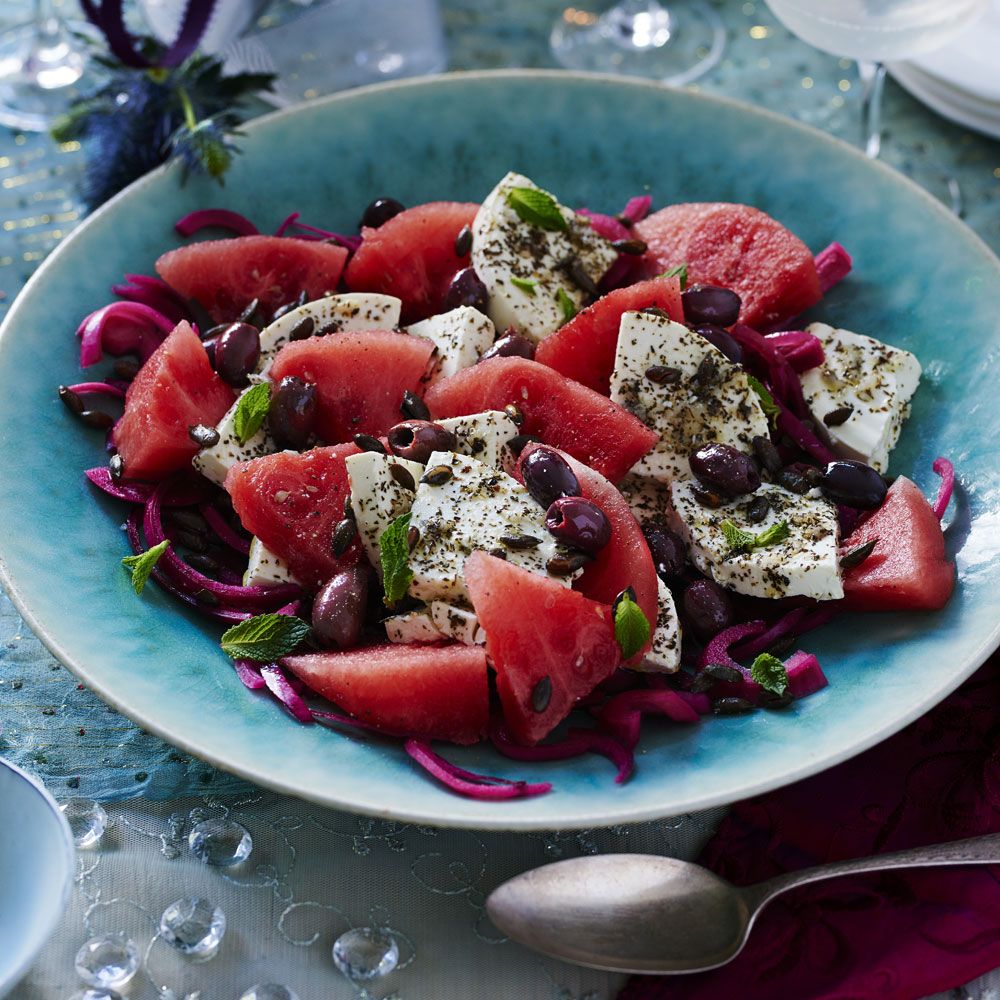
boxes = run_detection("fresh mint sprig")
[660,263,689,290]
[233,382,271,445]
[506,186,568,232]
[613,587,651,659]
[122,539,170,595]
[721,518,790,556]
[380,513,414,607]
[750,652,789,696]
[220,613,310,661]
[747,375,779,421]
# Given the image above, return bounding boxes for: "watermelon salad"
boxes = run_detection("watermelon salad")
[61,172,957,801]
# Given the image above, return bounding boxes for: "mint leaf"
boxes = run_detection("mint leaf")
[721,519,755,555]
[754,519,790,548]
[233,382,271,445]
[747,375,779,420]
[122,539,170,595]
[750,652,789,696]
[506,186,568,232]
[556,287,577,323]
[220,612,310,661]
[660,263,688,290]
[613,588,651,659]
[510,276,538,296]
[380,512,414,607]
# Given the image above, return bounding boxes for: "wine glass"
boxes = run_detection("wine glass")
[550,0,726,87]
[763,0,990,157]
[0,0,92,132]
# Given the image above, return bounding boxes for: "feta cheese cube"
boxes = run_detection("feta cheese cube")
[800,322,921,474]
[193,385,277,486]
[610,312,771,484]
[668,480,843,601]
[384,608,445,644]
[633,578,681,673]
[429,602,486,645]
[407,450,579,604]
[435,410,521,472]
[618,474,674,527]
[471,172,617,343]
[257,292,402,373]
[243,537,296,587]
[345,452,425,571]
[408,306,495,382]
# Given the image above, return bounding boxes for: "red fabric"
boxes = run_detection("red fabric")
[619,653,1000,1000]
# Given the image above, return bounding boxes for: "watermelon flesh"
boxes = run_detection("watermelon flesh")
[113,321,235,480]
[156,235,349,324]
[465,551,622,745]
[344,201,479,323]
[283,643,489,745]
[225,443,362,588]
[424,357,657,483]
[515,443,658,660]
[842,476,954,611]
[268,331,435,444]
[636,202,822,330]
[534,275,684,394]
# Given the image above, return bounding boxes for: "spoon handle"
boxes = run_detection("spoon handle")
[746,832,1000,911]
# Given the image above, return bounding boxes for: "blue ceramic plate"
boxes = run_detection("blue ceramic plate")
[0,72,998,830]
[0,759,74,997]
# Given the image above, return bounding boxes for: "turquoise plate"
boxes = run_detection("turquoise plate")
[0,72,998,830]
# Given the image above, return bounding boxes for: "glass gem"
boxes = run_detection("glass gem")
[188,817,253,867]
[332,927,399,981]
[60,798,108,849]
[159,897,226,958]
[239,986,300,1000]
[74,932,139,988]
[68,990,123,1000]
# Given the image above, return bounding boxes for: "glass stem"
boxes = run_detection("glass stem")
[858,60,886,159]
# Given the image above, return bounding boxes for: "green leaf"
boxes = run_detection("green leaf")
[721,519,756,555]
[510,276,538,296]
[556,287,578,323]
[232,382,271,445]
[754,519,790,548]
[660,263,688,290]
[380,512,414,607]
[750,652,789,696]
[613,589,651,659]
[121,540,170,596]
[506,186,568,232]
[747,375,779,420]
[220,613,311,661]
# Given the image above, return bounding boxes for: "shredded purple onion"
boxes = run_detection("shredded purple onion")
[491,721,634,784]
[67,381,127,400]
[785,651,828,698]
[175,209,259,238]
[577,207,630,242]
[764,330,825,373]
[112,274,191,325]
[233,658,266,690]
[311,708,387,736]
[598,689,702,752]
[731,604,839,661]
[814,241,853,294]
[199,503,251,556]
[621,194,652,223]
[259,663,314,723]
[932,457,955,520]
[273,211,363,251]
[77,301,176,367]
[404,740,552,800]
[775,401,837,466]
[85,467,213,506]
[730,323,810,416]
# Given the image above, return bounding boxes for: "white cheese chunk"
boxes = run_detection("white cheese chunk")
[668,480,843,601]
[633,578,682,674]
[257,292,402,373]
[193,385,277,486]
[429,602,486,646]
[610,312,771,485]
[436,410,521,473]
[243,537,296,587]
[618,474,674,527]
[407,450,579,604]
[800,322,921,474]
[408,306,495,382]
[345,452,425,571]
[471,171,617,343]
[384,608,445,644]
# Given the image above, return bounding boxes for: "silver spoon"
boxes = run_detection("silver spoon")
[486,832,1000,974]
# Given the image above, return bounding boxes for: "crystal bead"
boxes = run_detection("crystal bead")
[239,985,299,1000]
[159,897,226,958]
[332,927,399,981]
[74,932,139,988]
[188,817,253,867]
[60,798,108,849]
[68,990,123,1000]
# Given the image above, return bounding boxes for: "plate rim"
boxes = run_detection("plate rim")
[1,69,999,831]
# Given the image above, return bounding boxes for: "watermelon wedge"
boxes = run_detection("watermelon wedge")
[113,320,235,480]
[842,476,954,611]
[535,275,684,394]
[156,235,349,323]
[424,357,657,482]
[283,643,489,745]
[466,552,621,744]
[269,331,435,444]
[636,203,821,329]
[225,444,361,588]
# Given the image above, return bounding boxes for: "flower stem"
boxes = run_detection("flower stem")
[177,86,197,131]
